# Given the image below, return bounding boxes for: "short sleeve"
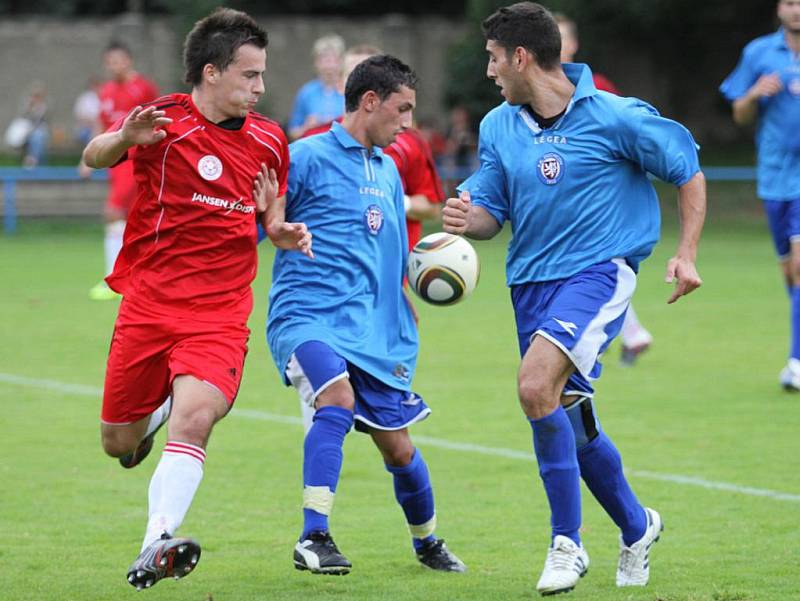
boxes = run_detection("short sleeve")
[457,120,508,227]
[617,101,701,186]
[720,45,758,102]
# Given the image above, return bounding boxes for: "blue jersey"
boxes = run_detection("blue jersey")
[720,29,800,201]
[288,79,345,131]
[460,63,700,286]
[267,122,418,390]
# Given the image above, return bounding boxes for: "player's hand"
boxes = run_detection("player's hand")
[118,105,172,146]
[269,221,314,259]
[253,163,279,213]
[77,160,93,179]
[750,73,783,99]
[665,256,702,304]
[442,190,472,235]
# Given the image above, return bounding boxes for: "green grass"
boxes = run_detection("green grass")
[2,184,799,600]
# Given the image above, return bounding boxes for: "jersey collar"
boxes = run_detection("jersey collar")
[515,63,596,133]
[330,120,385,158]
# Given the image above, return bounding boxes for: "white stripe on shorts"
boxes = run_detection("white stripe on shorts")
[285,353,349,408]
[536,258,636,380]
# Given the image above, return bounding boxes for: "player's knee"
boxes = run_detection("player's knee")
[315,380,355,411]
[381,441,415,467]
[168,407,217,447]
[100,428,135,457]
[518,376,558,417]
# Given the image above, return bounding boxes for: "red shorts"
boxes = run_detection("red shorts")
[102,297,250,424]
[107,161,137,214]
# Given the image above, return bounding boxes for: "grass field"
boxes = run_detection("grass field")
[2,183,799,601]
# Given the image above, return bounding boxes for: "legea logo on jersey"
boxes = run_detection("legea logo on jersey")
[197,155,223,181]
[537,152,564,185]
[365,204,384,235]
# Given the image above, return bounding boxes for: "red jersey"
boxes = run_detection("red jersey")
[384,129,445,249]
[99,74,160,211]
[592,73,620,95]
[106,93,289,321]
[302,119,444,249]
[98,73,160,130]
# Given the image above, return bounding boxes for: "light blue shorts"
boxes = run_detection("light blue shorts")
[286,340,430,433]
[511,259,636,397]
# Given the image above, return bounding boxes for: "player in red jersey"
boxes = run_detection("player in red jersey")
[556,12,654,365]
[82,8,311,590]
[81,41,160,301]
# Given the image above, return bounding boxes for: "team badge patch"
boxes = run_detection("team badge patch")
[197,155,223,181]
[365,204,384,235]
[789,78,800,97]
[537,152,564,185]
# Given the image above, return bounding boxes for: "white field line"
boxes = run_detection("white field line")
[3,372,800,504]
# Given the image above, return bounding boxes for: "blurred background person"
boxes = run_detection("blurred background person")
[556,11,654,366]
[81,41,159,301]
[18,81,50,168]
[441,105,477,195]
[73,75,101,147]
[288,33,346,140]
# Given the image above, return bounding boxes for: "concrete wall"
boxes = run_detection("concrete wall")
[0,14,468,150]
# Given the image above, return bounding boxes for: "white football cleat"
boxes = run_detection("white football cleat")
[616,507,663,587]
[536,535,589,596]
[779,358,800,391]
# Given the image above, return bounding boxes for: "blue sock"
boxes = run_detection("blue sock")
[791,286,800,359]
[574,425,647,546]
[530,407,581,545]
[385,449,436,551]
[301,405,353,540]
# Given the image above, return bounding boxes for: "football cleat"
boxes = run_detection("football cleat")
[293,531,351,575]
[536,535,589,596]
[89,281,121,301]
[616,507,663,587]
[126,533,201,590]
[416,538,466,572]
[779,358,800,391]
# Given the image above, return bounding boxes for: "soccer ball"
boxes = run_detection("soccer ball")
[407,233,480,306]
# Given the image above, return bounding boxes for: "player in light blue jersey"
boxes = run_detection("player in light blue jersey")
[720,0,800,390]
[266,55,465,576]
[443,3,706,596]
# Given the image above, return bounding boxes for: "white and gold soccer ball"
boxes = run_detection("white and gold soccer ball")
[407,233,480,306]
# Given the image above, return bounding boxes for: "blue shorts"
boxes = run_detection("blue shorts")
[762,199,800,260]
[511,259,636,397]
[285,340,431,433]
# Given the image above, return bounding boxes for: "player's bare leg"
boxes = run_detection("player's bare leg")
[127,375,228,589]
[370,428,466,572]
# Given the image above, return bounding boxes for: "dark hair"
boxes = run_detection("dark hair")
[183,8,268,87]
[344,54,417,112]
[481,2,561,70]
[104,40,131,56]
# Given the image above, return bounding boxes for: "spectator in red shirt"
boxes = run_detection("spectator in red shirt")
[82,8,311,590]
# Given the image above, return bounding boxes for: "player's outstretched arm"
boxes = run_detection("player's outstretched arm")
[665,171,706,304]
[82,105,172,169]
[442,190,501,240]
[254,164,314,259]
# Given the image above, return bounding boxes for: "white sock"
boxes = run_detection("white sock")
[621,304,652,347]
[142,441,206,551]
[144,396,172,438]
[104,220,125,277]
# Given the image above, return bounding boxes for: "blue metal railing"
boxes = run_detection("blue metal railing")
[0,165,756,234]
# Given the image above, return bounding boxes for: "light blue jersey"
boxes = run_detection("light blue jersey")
[720,29,800,201]
[267,122,418,390]
[460,63,700,285]
[288,79,345,131]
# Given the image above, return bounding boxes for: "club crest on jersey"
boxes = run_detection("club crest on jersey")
[537,152,564,185]
[365,204,384,235]
[789,78,800,97]
[197,155,223,181]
